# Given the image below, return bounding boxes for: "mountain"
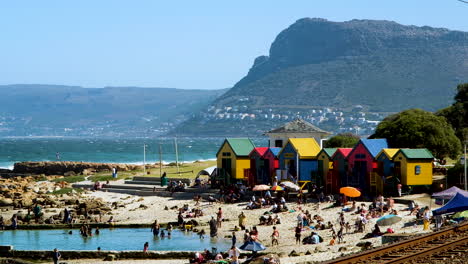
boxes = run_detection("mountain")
[173,18,468,136]
[0,84,226,137]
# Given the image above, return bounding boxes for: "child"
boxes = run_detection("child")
[143,242,149,253]
[271,226,279,246]
[330,235,336,246]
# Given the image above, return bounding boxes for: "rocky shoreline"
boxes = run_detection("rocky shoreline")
[12,161,149,176]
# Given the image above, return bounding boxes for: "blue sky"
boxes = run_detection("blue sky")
[1,0,466,89]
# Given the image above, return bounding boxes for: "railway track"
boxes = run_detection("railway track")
[323,221,468,264]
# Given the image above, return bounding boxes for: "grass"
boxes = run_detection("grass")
[49,187,85,195]
[51,175,86,183]
[87,160,216,181]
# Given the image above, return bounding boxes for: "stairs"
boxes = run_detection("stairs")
[73,176,216,198]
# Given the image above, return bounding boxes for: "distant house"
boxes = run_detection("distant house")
[375,148,400,195]
[265,118,331,148]
[330,148,353,194]
[278,138,321,184]
[216,138,255,184]
[249,147,281,186]
[347,139,388,194]
[393,149,434,187]
[317,148,337,191]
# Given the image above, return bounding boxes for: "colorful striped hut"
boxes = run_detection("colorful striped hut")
[317,148,337,190]
[216,138,255,185]
[376,148,400,195]
[393,148,434,187]
[347,139,388,194]
[278,138,321,184]
[330,148,352,194]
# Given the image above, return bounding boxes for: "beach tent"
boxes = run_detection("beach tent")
[196,166,217,177]
[432,186,468,199]
[432,192,468,216]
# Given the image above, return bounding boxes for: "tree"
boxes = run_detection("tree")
[324,133,360,148]
[437,83,468,143]
[371,109,461,160]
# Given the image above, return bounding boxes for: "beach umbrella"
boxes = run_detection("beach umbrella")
[340,186,361,198]
[453,210,468,219]
[376,215,402,226]
[239,240,266,252]
[252,184,270,191]
[281,181,300,191]
[271,185,284,191]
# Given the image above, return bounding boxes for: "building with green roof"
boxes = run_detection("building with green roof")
[394,148,434,186]
[216,138,255,184]
[317,148,337,192]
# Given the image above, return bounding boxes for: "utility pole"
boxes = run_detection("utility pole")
[159,143,163,177]
[174,138,180,175]
[464,139,467,191]
[143,144,147,176]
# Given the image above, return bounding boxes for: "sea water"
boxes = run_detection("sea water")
[0,137,267,169]
[0,228,231,251]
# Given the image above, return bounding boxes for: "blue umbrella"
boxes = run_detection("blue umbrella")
[239,240,266,251]
[376,215,402,226]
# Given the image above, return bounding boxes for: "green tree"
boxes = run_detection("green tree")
[371,109,461,160]
[324,133,360,148]
[437,83,468,142]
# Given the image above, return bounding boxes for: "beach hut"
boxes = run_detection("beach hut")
[317,148,337,190]
[264,147,281,183]
[347,139,388,194]
[375,148,400,195]
[249,147,272,186]
[216,138,255,185]
[265,118,331,148]
[278,138,321,184]
[393,148,434,187]
[330,148,352,194]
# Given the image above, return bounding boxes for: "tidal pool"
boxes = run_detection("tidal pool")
[0,228,231,251]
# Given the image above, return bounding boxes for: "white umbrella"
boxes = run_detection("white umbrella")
[281,181,300,191]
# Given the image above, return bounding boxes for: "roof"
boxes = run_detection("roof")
[196,166,217,177]
[318,148,338,158]
[268,147,282,157]
[249,147,269,157]
[332,148,353,159]
[285,138,321,158]
[266,118,331,135]
[433,192,468,215]
[397,148,434,159]
[376,148,400,160]
[217,138,255,157]
[432,186,468,199]
[360,139,389,157]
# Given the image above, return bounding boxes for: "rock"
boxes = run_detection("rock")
[305,250,312,255]
[104,254,116,261]
[338,246,347,252]
[64,171,76,176]
[314,245,327,253]
[0,198,13,206]
[289,250,299,257]
[139,204,148,209]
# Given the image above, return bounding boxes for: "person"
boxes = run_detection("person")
[231,231,236,247]
[216,207,223,228]
[0,216,4,230]
[33,204,42,222]
[11,214,18,229]
[330,235,336,245]
[52,248,61,264]
[295,224,302,244]
[143,242,149,253]
[311,232,320,244]
[243,229,250,243]
[178,212,184,227]
[371,224,382,237]
[113,167,118,178]
[209,216,218,237]
[56,152,60,160]
[397,183,402,197]
[271,226,279,246]
[95,227,100,235]
[238,212,246,230]
[228,245,241,264]
[151,220,160,236]
[63,208,70,224]
[423,206,431,230]
[167,224,173,237]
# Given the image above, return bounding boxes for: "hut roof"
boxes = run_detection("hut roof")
[360,139,389,157]
[319,148,338,158]
[217,138,255,157]
[268,147,282,157]
[376,148,400,160]
[397,148,434,159]
[250,147,269,157]
[266,118,330,135]
[285,138,321,158]
[332,148,353,159]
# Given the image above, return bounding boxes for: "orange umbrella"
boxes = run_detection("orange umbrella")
[340,187,361,198]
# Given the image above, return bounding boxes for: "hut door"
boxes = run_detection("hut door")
[263,159,270,184]
[353,161,367,189]
[222,158,232,183]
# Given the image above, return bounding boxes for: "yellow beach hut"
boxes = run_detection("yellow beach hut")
[393,148,434,187]
[216,138,255,184]
[375,148,399,195]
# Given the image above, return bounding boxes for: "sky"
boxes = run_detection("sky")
[1,0,467,90]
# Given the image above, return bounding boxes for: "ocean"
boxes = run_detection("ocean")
[0,137,267,170]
